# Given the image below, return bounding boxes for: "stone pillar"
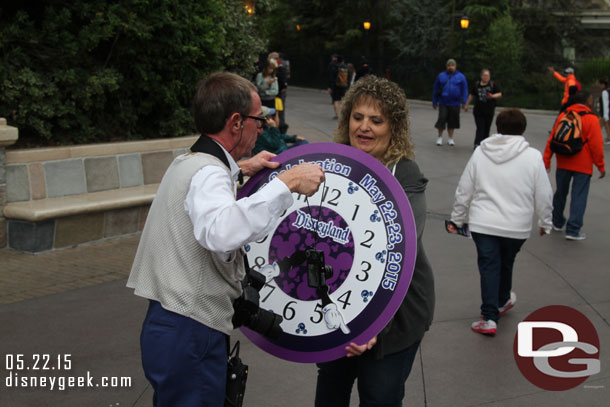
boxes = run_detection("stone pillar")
[0,118,19,248]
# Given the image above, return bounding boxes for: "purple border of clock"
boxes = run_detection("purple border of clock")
[238,143,416,363]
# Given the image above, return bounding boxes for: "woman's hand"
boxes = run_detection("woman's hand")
[345,336,377,357]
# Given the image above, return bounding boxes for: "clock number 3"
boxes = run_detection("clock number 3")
[357,261,371,281]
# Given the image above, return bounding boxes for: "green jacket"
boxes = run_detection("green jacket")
[252,126,297,155]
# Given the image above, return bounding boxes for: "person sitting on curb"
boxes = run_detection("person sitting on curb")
[252,106,308,155]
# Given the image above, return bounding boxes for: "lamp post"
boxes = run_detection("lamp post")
[363,21,371,57]
[460,16,469,70]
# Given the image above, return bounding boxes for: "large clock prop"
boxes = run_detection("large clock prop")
[237,143,417,363]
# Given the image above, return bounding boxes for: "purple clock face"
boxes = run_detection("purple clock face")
[269,207,354,300]
[238,143,417,363]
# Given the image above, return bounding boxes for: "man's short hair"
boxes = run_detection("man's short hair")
[496,108,527,135]
[192,72,256,135]
[572,90,591,105]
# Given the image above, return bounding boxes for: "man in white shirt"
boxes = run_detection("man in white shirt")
[127,72,324,406]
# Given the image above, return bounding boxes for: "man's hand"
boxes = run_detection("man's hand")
[322,303,350,334]
[600,170,606,179]
[239,151,280,177]
[433,104,438,110]
[266,117,277,127]
[277,163,324,196]
[295,136,306,142]
[547,66,555,74]
[345,336,377,358]
[463,104,468,112]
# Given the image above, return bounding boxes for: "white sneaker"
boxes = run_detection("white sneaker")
[552,224,563,232]
[436,136,443,146]
[448,138,455,146]
[565,232,586,241]
[499,291,516,316]
[471,319,497,336]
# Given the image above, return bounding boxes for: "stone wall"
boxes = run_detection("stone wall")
[0,118,19,248]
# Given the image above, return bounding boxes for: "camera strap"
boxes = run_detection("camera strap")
[225,338,248,407]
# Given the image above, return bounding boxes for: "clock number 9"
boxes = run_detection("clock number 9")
[283,301,297,320]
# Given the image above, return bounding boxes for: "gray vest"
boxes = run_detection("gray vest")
[127,153,245,334]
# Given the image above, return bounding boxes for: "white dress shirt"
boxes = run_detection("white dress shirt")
[184,143,293,258]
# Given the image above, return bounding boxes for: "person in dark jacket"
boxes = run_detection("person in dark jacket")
[432,58,468,146]
[315,75,435,407]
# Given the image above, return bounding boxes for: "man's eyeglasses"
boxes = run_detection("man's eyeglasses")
[245,115,266,129]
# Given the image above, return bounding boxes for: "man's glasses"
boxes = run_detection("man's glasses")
[246,115,266,129]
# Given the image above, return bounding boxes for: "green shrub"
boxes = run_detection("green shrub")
[0,0,265,147]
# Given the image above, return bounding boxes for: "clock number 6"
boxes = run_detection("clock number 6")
[283,301,297,320]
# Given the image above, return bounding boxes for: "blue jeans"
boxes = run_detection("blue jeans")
[471,233,526,323]
[287,139,309,149]
[314,340,421,407]
[552,169,591,236]
[141,301,227,407]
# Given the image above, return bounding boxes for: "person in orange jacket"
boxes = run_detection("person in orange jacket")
[548,66,580,111]
[543,90,606,241]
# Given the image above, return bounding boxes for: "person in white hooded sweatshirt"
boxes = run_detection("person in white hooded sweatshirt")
[451,108,553,336]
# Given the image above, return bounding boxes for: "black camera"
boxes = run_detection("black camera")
[232,269,283,340]
[306,249,333,289]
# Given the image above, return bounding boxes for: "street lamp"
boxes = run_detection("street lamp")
[460,16,469,70]
[460,16,470,29]
[363,21,371,57]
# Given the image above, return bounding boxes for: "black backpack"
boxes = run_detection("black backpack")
[550,111,593,155]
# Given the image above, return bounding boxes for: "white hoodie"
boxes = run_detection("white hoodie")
[451,134,553,239]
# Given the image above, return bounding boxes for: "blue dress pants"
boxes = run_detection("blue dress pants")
[140,300,227,407]
[314,340,421,407]
[552,168,591,236]
[471,232,526,323]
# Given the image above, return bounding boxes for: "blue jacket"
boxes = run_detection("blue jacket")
[433,70,468,106]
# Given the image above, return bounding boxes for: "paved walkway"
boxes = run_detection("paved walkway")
[1,87,608,406]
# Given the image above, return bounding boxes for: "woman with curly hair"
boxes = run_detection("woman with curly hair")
[315,75,435,407]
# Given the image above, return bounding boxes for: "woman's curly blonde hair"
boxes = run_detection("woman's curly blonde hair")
[334,75,414,165]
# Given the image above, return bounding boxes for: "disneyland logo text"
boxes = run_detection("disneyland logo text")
[292,209,350,244]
